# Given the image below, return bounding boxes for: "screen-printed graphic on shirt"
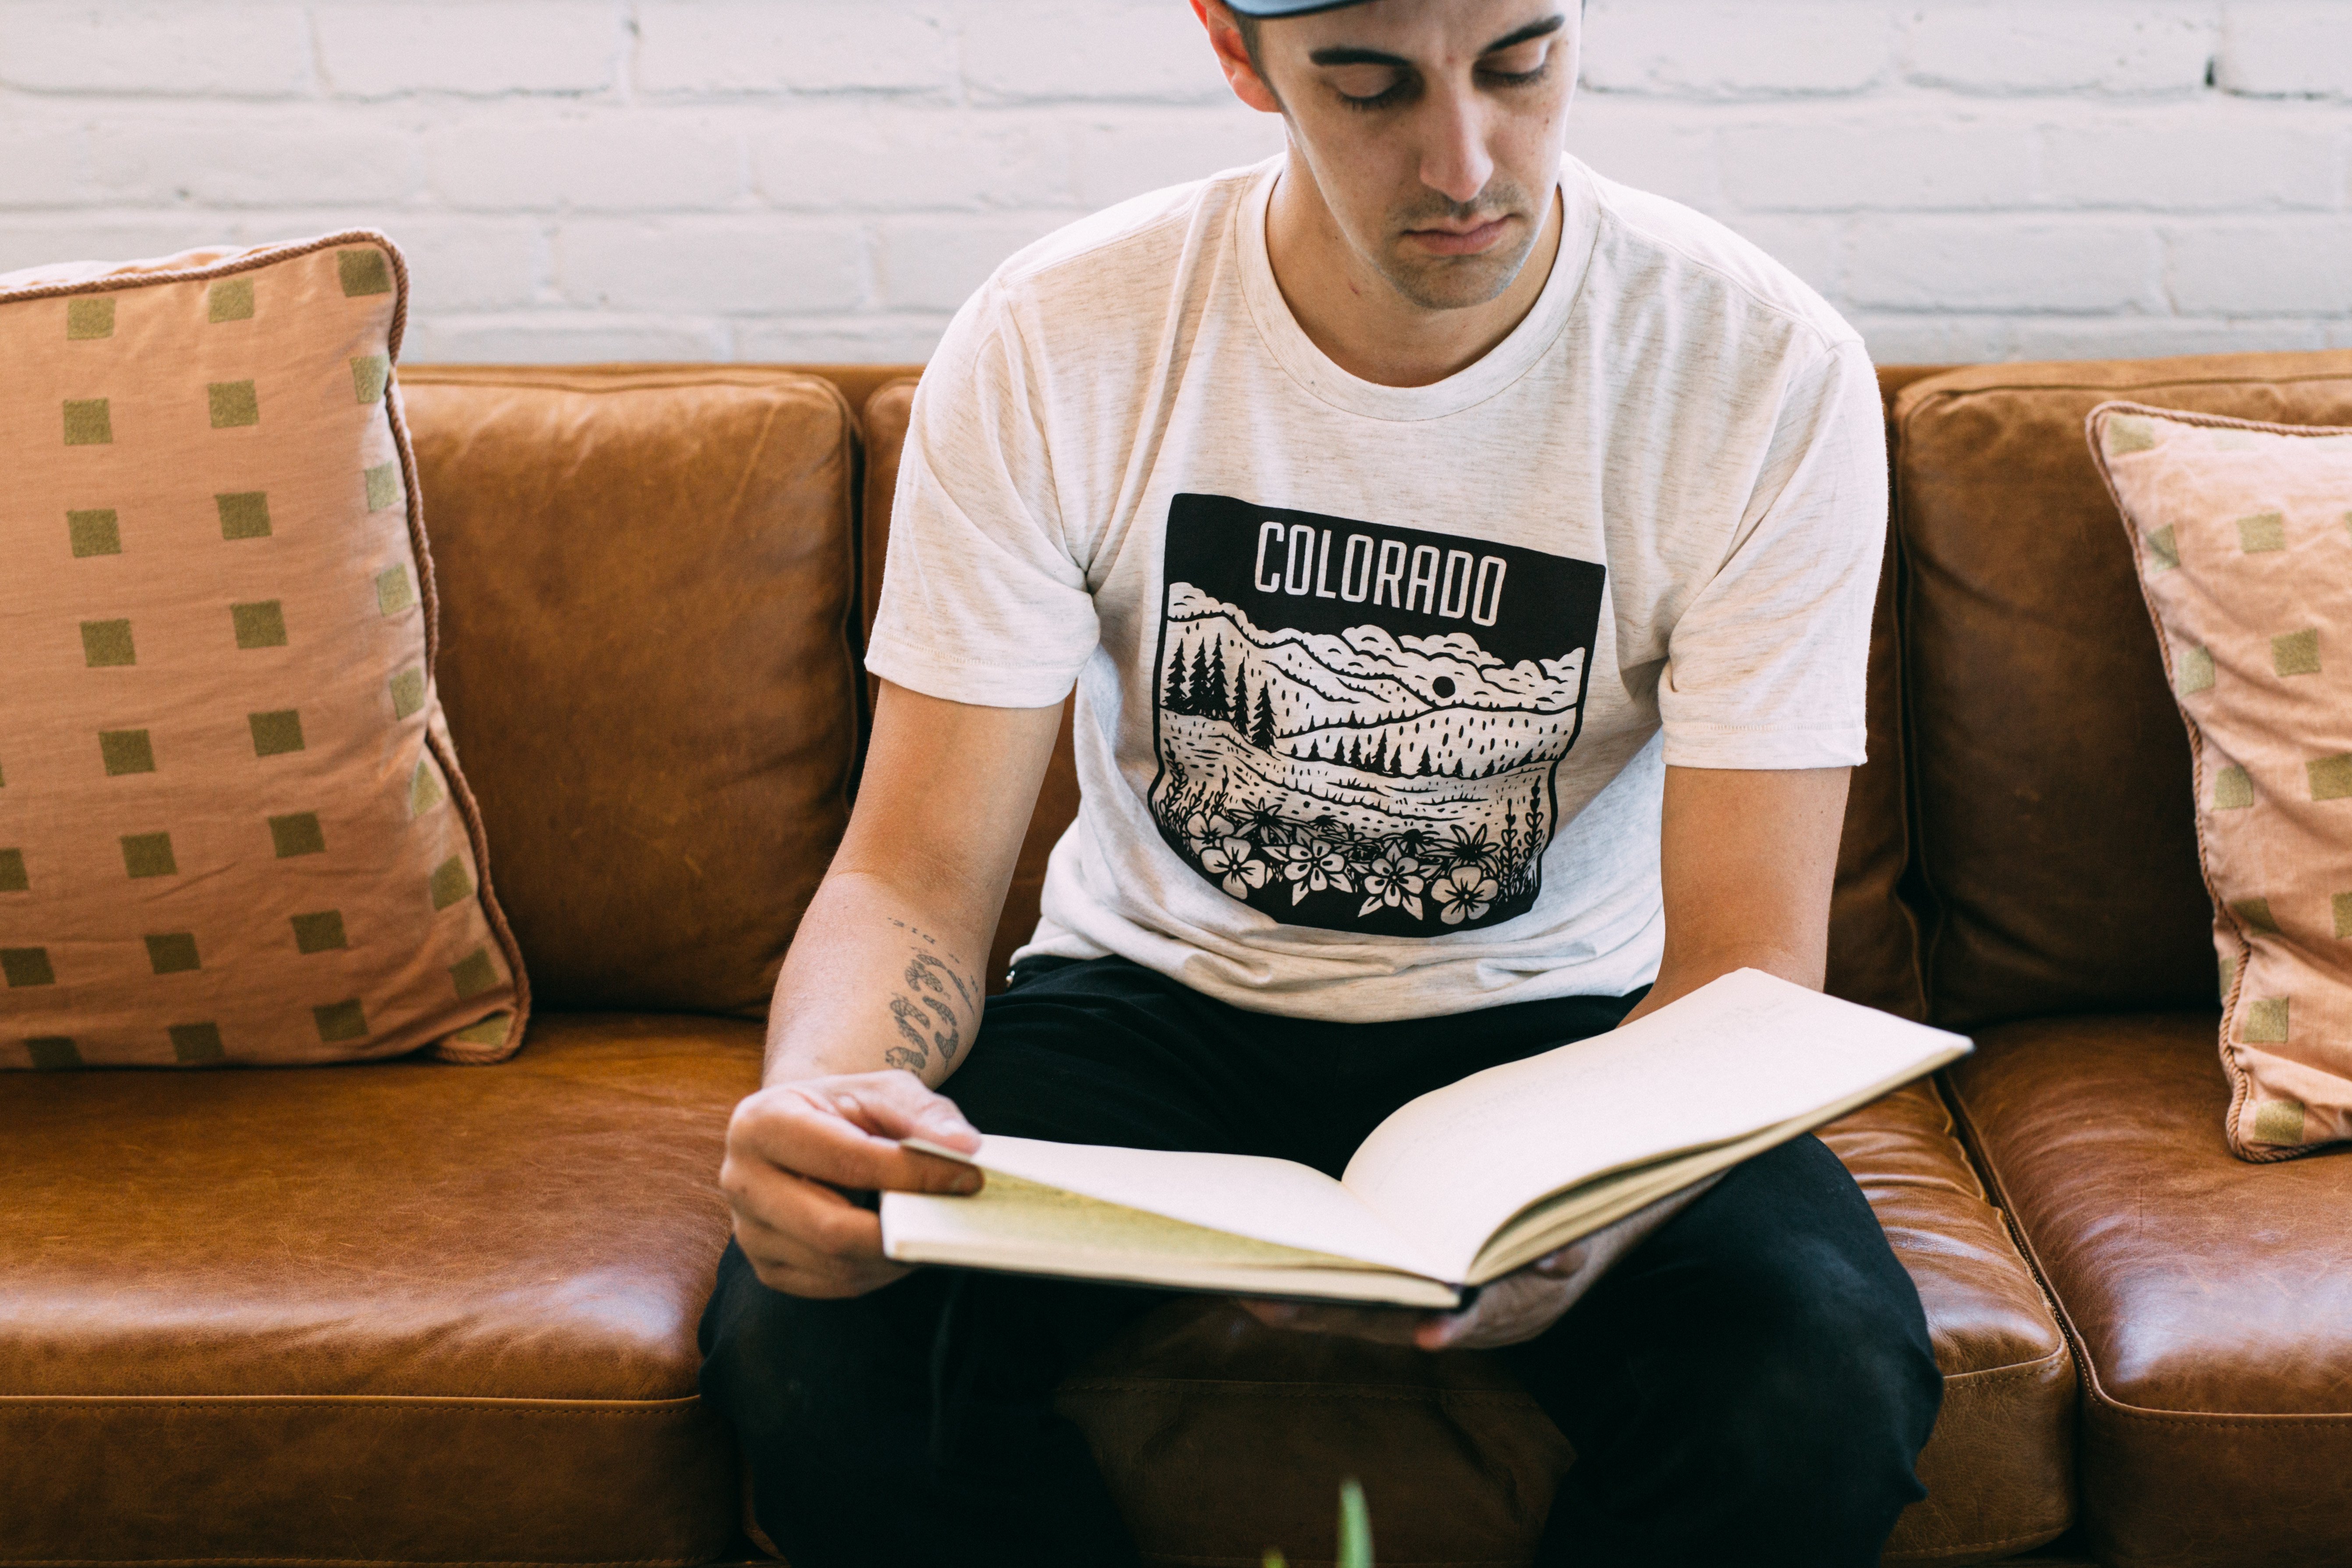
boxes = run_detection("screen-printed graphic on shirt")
[1149,494,1606,938]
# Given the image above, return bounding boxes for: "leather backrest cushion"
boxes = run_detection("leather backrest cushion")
[1823,364,1955,1023]
[1894,350,2352,1029]
[400,367,861,1016]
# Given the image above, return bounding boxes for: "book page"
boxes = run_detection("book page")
[904,1134,1443,1279]
[1340,969,1969,1281]
[882,1171,1463,1309]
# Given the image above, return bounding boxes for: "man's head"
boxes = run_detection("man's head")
[1198,0,1578,314]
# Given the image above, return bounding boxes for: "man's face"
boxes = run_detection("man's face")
[1246,1,1576,312]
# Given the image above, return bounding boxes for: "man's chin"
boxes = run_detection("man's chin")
[1379,242,1537,313]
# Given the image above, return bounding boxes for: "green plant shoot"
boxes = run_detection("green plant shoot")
[1339,1477,1372,1568]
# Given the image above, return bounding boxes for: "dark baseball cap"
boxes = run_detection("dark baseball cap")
[1224,0,1377,15]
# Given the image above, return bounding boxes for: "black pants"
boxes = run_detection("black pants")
[699,956,1941,1568]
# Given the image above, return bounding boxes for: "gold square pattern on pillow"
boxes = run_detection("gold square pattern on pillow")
[2092,402,2352,1158]
[0,232,528,1067]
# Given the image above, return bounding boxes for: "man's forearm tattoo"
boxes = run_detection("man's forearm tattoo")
[881,921,978,1074]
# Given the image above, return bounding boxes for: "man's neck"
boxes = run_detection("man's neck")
[1262,154,1564,391]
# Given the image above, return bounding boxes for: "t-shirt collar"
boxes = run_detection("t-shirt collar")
[1236,153,1600,423]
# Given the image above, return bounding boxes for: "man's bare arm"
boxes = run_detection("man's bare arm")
[762,681,1062,1086]
[719,679,1063,1299]
[1621,763,1850,1024]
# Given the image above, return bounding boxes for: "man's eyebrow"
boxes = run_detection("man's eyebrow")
[1480,14,1567,54]
[1307,45,1409,67]
[1307,14,1568,70]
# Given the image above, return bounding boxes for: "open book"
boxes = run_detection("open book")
[881,969,1969,1310]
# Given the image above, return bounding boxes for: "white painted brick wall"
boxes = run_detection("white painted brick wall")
[1,0,2348,367]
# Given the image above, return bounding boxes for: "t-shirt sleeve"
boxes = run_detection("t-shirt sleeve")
[1656,337,1887,770]
[864,283,1099,709]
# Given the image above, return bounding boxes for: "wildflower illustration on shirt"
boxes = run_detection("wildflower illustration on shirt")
[1149,493,1605,938]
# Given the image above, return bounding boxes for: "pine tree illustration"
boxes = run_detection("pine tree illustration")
[1188,640,1212,718]
[1250,684,1277,750]
[1164,638,1190,716]
[1231,671,1252,730]
[1208,639,1230,722]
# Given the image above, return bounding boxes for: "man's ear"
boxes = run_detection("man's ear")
[1191,0,1282,114]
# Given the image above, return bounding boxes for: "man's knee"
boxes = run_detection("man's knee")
[1697,1242,1942,1544]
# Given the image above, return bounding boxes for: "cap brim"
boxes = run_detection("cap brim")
[1224,0,1376,15]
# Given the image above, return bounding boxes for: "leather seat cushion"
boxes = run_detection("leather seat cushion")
[1946,1014,2352,1568]
[0,1012,761,1566]
[1891,351,2352,1030]
[1059,1080,2076,1568]
[398,367,863,1017]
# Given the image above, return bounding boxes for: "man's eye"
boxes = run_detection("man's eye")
[1480,43,1553,84]
[1331,67,1410,107]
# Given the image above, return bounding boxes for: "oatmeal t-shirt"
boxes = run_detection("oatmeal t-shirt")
[867,154,1886,1022]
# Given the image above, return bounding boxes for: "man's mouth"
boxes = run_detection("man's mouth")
[1402,214,1515,257]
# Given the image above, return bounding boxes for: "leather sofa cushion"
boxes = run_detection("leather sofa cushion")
[1060,1080,2076,1567]
[399,367,862,1016]
[1945,1014,2352,1568]
[1892,351,2352,1030]
[0,1012,759,1566]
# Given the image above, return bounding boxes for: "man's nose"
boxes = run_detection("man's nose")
[1418,83,1495,208]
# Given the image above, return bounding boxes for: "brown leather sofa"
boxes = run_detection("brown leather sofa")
[6,350,2347,1568]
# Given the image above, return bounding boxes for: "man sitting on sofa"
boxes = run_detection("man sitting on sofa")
[699,1,1938,1563]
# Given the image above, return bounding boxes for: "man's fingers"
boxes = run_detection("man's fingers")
[726,1162,889,1261]
[735,1208,911,1299]
[827,1071,983,1153]
[1528,1244,1587,1278]
[1414,1303,1481,1350]
[730,1083,984,1195]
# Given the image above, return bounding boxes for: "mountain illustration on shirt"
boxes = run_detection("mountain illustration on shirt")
[1149,493,1606,938]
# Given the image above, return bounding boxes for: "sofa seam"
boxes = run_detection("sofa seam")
[1935,1344,2073,1390]
[1878,1521,2077,1561]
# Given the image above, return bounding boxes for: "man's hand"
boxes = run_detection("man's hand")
[1238,1175,1721,1352]
[720,1069,986,1299]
